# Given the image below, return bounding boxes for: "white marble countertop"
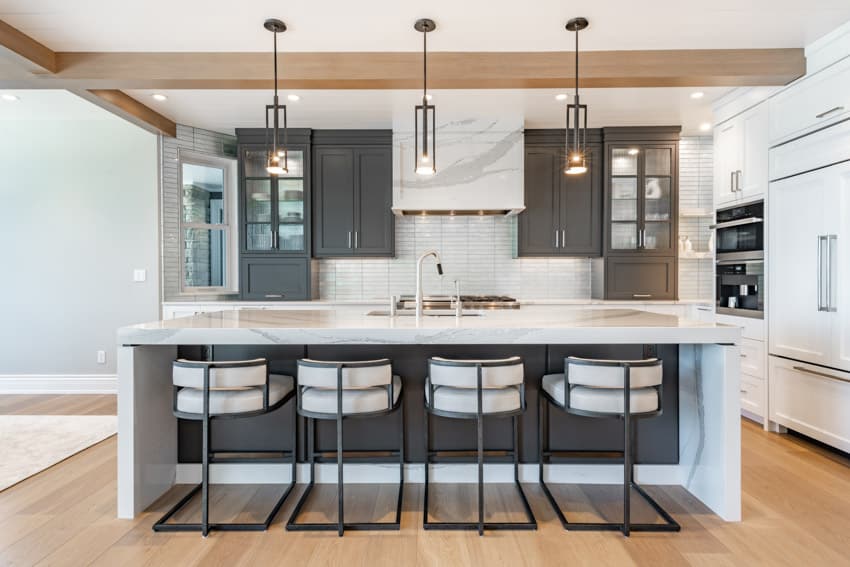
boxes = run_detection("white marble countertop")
[120,306,738,346]
[162,298,713,306]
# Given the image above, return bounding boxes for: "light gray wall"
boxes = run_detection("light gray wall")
[0,114,159,375]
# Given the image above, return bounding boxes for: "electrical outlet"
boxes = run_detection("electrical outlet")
[97,350,106,364]
[133,269,146,282]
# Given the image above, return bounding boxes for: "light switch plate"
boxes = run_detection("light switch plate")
[97,350,106,364]
[133,269,146,282]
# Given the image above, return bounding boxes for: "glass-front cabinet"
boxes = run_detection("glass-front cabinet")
[241,147,308,254]
[605,142,677,255]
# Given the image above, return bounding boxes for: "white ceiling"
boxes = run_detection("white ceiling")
[2,0,849,52]
[124,87,727,135]
[0,89,113,121]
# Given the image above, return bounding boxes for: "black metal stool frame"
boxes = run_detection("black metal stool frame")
[538,357,680,536]
[153,359,297,537]
[424,358,537,536]
[286,359,404,537]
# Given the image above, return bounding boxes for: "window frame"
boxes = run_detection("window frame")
[177,150,239,295]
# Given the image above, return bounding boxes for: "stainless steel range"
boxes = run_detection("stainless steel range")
[396,295,520,310]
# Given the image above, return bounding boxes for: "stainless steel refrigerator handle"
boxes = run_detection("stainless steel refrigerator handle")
[817,235,826,311]
[709,217,764,230]
[828,235,837,312]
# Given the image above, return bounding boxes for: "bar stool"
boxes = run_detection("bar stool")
[153,358,296,537]
[286,358,404,536]
[423,356,537,535]
[538,356,680,536]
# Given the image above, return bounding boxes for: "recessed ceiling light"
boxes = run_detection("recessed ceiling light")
[1,93,20,102]
[555,93,568,101]
[287,94,300,102]
[699,122,712,131]
[151,93,168,102]
[690,91,705,99]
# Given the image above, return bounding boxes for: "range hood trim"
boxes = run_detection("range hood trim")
[391,207,525,217]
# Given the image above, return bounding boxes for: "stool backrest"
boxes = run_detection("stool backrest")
[565,356,662,389]
[297,359,392,389]
[428,356,524,388]
[173,359,268,389]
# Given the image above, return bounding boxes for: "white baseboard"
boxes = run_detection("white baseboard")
[175,462,683,486]
[0,374,117,394]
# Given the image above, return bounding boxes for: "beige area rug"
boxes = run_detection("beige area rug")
[0,415,117,491]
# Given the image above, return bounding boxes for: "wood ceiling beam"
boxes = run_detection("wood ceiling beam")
[0,48,805,89]
[73,89,177,137]
[0,18,58,74]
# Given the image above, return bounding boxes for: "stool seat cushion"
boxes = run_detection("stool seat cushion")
[425,380,521,415]
[176,374,294,416]
[542,374,659,414]
[300,375,402,415]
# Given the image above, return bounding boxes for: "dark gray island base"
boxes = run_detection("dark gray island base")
[177,343,679,465]
[117,307,741,523]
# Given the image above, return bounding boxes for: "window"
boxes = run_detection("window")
[179,152,238,294]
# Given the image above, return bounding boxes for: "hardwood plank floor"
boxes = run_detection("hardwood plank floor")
[0,395,848,566]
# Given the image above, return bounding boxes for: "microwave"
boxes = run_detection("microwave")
[713,201,764,258]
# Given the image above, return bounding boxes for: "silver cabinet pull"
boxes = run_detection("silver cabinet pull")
[561,229,566,248]
[816,106,844,119]
[736,170,743,192]
[272,231,277,249]
[264,294,284,298]
[554,229,559,248]
[793,365,850,385]
[348,231,352,249]
[632,293,652,298]
[827,234,837,312]
[740,353,748,358]
[818,235,828,311]
[354,231,359,249]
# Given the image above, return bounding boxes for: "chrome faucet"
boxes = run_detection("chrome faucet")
[415,249,443,318]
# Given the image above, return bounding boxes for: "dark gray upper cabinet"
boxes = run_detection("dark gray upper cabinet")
[604,256,676,300]
[240,256,311,301]
[518,130,602,257]
[312,130,394,257]
[602,127,680,257]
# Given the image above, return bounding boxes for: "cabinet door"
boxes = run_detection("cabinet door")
[714,122,740,207]
[738,104,769,202]
[354,147,394,256]
[642,146,676,255]
[827,161,850,371]
[313,148,356,256]
[608,146,640,252]
[240,257,310,300]
[243,150,275,252]
[605,256,676,300]
[768,169,832,366]
[559,145,601,256]
[518,147,560,256]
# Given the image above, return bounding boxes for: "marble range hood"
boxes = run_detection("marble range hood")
[391,118,526,216]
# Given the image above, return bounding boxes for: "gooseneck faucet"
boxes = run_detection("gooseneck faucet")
[415,249,443,318]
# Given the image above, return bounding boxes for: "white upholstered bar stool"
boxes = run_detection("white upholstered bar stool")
[424,356,537,536]
[538,356,680,536]
[152,359,296,537]
[286,358,404,537]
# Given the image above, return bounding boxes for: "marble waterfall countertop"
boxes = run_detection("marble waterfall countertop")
[119,306,739,346]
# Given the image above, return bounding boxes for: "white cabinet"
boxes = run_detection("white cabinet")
[714,103,769,207]
[769,159,850,372]
[769,56,850,145]
[769,356,850,453]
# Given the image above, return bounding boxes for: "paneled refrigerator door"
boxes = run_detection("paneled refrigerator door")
[827,161,850,371]
[768,168,832,366]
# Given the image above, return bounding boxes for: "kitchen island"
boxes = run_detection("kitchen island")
[117,307,741,523]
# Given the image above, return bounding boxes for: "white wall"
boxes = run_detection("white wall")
[0,92,159,387]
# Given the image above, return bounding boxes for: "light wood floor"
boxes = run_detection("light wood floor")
[1,395,849,566]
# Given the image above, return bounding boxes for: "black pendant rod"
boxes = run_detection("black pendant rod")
[272,30,279,154]
[422,27,428,158]
[573,24,579,155]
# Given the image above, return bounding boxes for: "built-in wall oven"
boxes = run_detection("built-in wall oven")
[713,201,764,318]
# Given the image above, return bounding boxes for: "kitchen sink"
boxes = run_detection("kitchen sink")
[366,309,482,317]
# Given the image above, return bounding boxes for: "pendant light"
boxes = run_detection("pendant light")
[564,17,589,175]
[264,18,288,176]
[414,18,436,176]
